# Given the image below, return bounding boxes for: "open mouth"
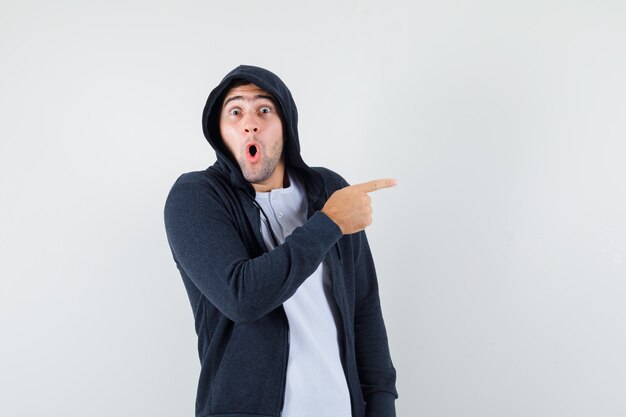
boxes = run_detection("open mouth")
[245,143,261,162]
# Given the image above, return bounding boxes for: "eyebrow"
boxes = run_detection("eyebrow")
[222,94,275,108]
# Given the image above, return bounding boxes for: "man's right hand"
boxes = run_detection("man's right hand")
[321,178,397,235]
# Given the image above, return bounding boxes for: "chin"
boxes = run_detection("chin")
[242,169,272,185]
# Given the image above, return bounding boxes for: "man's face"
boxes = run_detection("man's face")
[219,83,285,192]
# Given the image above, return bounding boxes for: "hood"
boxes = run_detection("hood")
[202,65,315,195]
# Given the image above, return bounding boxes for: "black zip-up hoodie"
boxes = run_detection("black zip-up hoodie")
[164,65,397,417]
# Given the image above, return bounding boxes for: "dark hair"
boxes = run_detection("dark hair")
[220,78,282,119]
[225,78,253,91]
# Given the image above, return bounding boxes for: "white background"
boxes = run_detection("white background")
[1,1,626,416]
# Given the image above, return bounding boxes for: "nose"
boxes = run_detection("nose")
[243,114,259,134]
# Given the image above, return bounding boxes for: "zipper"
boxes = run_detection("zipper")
[278,308,290,416]
[328,250,355,416]
[335,243,344,266]
[251,198,280,247]
[246,190,288,415]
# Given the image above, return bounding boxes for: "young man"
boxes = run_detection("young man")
[164,65,398,417]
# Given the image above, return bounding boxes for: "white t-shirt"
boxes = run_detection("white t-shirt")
[255,173,352,417]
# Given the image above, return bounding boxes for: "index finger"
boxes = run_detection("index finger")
[351,178,398,193]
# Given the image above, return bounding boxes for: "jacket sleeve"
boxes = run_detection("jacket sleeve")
[164,179,342,323]
[353,231,398,417]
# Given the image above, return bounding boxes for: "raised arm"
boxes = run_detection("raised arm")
[164,180,342,323]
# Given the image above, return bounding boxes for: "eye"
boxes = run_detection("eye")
[259,106,271,114]
[229,108,241,116]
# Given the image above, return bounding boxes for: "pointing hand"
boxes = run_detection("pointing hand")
[322,178,397,235]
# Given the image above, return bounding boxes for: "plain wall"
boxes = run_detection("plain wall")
[1,0,625,416]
